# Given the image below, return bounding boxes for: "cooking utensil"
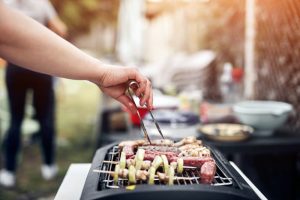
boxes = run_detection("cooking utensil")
[127,80,165,143]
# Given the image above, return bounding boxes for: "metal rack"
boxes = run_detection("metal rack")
[98,146,233,190]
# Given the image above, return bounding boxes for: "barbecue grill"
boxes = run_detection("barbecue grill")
[81,143,266,200]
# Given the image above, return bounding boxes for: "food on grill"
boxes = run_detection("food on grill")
[174,136,201,147]
[152,155,163,170]
[177,158,184,174]
[161,155,169,174]
[200,161,216,184]
[118,140,148,148]
[99,136,217,185]
[119,140,149,159]
[113,164,120,184]
[135,149,145,170]
[143,150,179,161]
[181,157,214,168]
[170,161,177,169]
[136,169,148,181]
[126,159,151,170]
[119,152,126,169]
[128,165,137,184]
[148,167,156,185]
[139,145,180,154]
[150,139,174,146]
[122,145,135,159]
[168,166,175,185]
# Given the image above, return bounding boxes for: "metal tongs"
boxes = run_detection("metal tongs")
[127,80,165,144]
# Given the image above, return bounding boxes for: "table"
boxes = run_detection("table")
[202,128,300,154]
[201,128,300,200]
[55,164,90,200]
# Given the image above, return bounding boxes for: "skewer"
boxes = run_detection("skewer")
[102,160,197,169]
[93,169,199,180]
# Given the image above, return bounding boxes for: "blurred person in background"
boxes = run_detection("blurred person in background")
[0,1,153,188]
[0,0,67,187]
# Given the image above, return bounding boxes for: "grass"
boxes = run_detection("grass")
[0,67,101,200]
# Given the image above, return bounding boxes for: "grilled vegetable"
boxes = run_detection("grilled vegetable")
[168,166,175,185]
[136,149,145,161]
[170,161,177,169]
[126,159,135,168]
[152,155,163,170]
[141,160,151,170]
[114,164,120,184]
[148,167,156,185]
[128,165,136,184]
[135,149,145,170]
[136,170,148,181]
[120,152,126,169]
[161,155,169,174]
[177,157,183,174]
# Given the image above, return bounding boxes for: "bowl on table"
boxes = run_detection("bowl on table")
[233,101,293,136]
[198,123,254,142]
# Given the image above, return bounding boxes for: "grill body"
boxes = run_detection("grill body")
[81,143,260,200]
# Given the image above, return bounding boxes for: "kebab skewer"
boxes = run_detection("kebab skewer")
[93,167,197,185]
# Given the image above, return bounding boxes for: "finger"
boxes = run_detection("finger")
[140,80,151,107]
[126,67,144,83]
[147,86,153,110]
[117,95,137,114]
[135,79,147,97]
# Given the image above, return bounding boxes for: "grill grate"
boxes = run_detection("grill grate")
[97,146,233,190]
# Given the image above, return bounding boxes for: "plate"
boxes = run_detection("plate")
[198,123,254,142]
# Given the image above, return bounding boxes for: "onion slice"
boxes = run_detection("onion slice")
[161,155,169,174]
[128,165,136,184]
[148,167,156,185]
[135,149,145,170]
[168,166,175,185]
[177,158,183,174]
[120,152,126,169]
[152,155,163,170]
[114,164,120,185]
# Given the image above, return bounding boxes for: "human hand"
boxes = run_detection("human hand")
[98,64,153,114]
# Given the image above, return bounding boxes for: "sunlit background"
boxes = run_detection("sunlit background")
[0,0,300,199]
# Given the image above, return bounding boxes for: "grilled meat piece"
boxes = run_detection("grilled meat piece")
[143,150,179,161]
[178,143,201,151]
[179,147,211,157]
[174,136,202,147]
[123,146,135,159]
[119,140,149,148]
[149,139,174,146]
[200,161,216,184]
[139,146,180,154]
[180,157,214,168]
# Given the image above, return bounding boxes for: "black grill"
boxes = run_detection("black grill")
[81,143,262,200]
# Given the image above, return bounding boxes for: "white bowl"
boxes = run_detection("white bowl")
[233,101,293,135]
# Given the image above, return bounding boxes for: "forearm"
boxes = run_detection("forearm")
[0,3,103,84]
